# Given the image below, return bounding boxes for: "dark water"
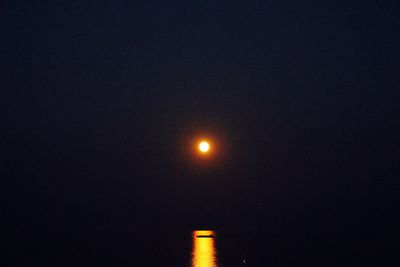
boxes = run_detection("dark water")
[188,230,396,267]
[8,229,397,266]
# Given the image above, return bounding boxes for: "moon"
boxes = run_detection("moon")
[198,141,210,153]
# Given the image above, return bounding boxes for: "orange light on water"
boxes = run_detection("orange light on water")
[192,230,218,267]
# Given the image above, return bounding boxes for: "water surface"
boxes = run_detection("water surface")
[191,230,218,267]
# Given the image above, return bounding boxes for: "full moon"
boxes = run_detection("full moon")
[198,141,210,153]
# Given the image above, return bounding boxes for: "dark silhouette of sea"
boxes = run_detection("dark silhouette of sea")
[6,228,397,266]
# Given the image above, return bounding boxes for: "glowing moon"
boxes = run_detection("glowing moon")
[198,141,210,153]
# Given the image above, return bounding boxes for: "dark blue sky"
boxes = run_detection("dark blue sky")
[2,0,399,264]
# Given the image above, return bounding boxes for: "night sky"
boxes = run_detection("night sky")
[2,0,400,265]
